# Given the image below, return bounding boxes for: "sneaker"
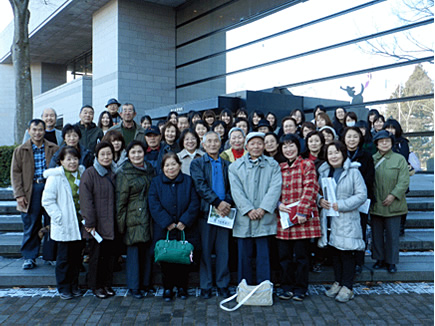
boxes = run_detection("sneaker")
[22,259,36,270]
[335,286,354,303]
[71,288,86,297]
[44,260,56,266]
[325,282,341,298]
[292,294,305,301]
[277,289,293,300]
[59,292,74,300]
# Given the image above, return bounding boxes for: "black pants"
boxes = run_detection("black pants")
[87,239,115,290]
[277,238,310,296]
[355,213,368,266]
[331,247,355,290]
[56,240,84,294]
[160,262,189,290]
[126,242,153,291]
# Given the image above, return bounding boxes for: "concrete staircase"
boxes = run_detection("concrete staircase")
[0,174,433,287]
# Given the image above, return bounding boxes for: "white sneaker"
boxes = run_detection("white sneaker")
[335,286,354,303]
[325,282,341,298]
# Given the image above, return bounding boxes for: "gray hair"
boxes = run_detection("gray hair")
[228,127,245,139]
[41,107,57,119]
[202,131,221,144]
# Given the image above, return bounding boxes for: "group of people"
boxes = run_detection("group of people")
[11,99,410,304]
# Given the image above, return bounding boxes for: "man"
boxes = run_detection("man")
[105,98,122,125]
[22,108,62,145]
[191,131,233,299]
[143,126,163,174]
[228,132,282,285]
[108,103,145,147]
[11,119,59,269]
[75,105,104,154]
[177,115,190,132]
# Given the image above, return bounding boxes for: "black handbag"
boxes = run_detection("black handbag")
[154,230,194,264]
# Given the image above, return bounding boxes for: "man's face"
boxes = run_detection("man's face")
[145,133,161,149]
[246,137,265,159]
[203,133,221,156]
[28,122,45,143]
[121,105,136,123]
[42,109,56,129]
[79,107,94,125]
[106,104,119,115]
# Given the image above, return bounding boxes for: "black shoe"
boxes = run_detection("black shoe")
[104,287,116,296]
[71,288,86,297]
[201,288,212,299]
[218,287,230,298]
[277,289,293,300]
[142,287,155,297]
[130,289,143,299]
[292,294,305,301]
[355,265,362,275]
[372,260,385,269]
[163,289,173,302]
[93,288,108,299]
[177,288,188,300]
[387,264,397,273]
[59,292,73,300]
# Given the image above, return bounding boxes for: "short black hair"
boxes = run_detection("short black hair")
[342,127,364,149]
[325,141,348,166]
[95,141,115,157]
[58,146,81,163]
[126,140,147,156]
[28,119,46,129]
[140,115,152,124]
[161,151,181,170]
[62,124,81,139]
[279,133,301,156]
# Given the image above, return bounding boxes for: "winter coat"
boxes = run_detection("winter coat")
[220,148,247,163]
[79,160,116,240]
[41,166,85,242]
[49,144,93,169]
[177,148,205,176]
[11,139,59,213]
[148,172,200,249]
[75,121,104,154]
[228,154,282,238]
[347,148,375,201]
[317,159,367,251]
[190,154,233,215]
[370,150,409,217]
[393,136,410,161]
[277,156,321,240]
[116,160,154,245]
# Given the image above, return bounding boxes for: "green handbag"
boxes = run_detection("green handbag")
[154,230,194,265]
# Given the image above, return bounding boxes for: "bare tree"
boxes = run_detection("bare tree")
[9,0,32,144]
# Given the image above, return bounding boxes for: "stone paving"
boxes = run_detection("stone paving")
[0,283,433,325]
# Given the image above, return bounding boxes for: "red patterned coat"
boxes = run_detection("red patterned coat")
[276,156,321,240]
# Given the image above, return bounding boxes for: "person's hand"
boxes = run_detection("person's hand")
[278,203,291,213]
[256,208,265,219]
[167,223,177,231]
[16,196,28,210]
[247,209,259,220]
[217,201,231,217]
[85,227,95,235]
[296,214,307,224]
[176,222,185,231]
[320,198,331,210]
[332,203,339,211]
[382,194,395,206]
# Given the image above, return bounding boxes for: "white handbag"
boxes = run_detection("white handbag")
[219,279,273,312]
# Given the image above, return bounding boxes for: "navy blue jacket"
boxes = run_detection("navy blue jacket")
[148,172,200,248]
[190,154,233,216]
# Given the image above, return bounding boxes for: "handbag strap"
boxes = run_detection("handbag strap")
[165,229,186,241]
[219,281,268,312]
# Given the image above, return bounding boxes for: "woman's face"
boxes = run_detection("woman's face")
[183,132,197,153]
[235,121,249,136]
[291,111,302,124]
[128,145,145,166]
[111,139,122,153]
[266,114,276,126]
[264,135,279,154]
[252,113,261,125]
[374,119,384,131]
[345,116,356,127]
[191,114,201,125]
[336,108,345,120]
[163,157,181,180]
[283,120,297,135]
[165,126,177,144]
[205,116,215,126]
[327,146,344,168]
[195,124,208,138]
[359,127,366,136]
[229,131,244,151]
[302,127,314,139]
[221,113,232,125]
[344,130,360,151]
[213,124,225,138]
[316,118,326,128]
[282,142,299,162]
[101,113,111,127]
[64,131,80,148]
[141,119,151,130]
[308,135,322,155]
[97,147,113,168]
[377,138,393,154]
[169,114,178,125]
[322,130,334,144]
[60,153,79,172]
[385,126,396,135]
[369,113,377,123]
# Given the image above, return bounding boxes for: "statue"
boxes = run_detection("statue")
[340,84,364,104]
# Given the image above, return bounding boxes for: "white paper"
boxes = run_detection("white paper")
[321,177,339,217]
[358,199,371,214]
[279,201,299,229]
[81,220,103,243]
[207,206,237,229]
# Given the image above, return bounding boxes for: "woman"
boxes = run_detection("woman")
[102,130,127,171]
[148,152,200,301]
[42,146,85,300]
[161,121,181,153]
[319,126,337,145]
[332,107,346,136]
[50,124,93,168]
[300,122,316,139]
[342,127,375,274]
[193,120,210,140]
[367,109,380,131]
[235,107,249,119]
[266,112,280,134]
[249,110,265,130]
[177,128,205,175]
[98,111,114,134]
[312,105,326,124]
[141,115,152,130]
[116,140,155,299]
[234,117,249,137]
[203,110,217,128]
[276,134,321,302]
[370,131,410,273]
[318,141,367,302]
[219,108,234,129]
[80,141,117,299]
[291,109,306,128]
[212,120,227,153]
[188,111,202,126]
[303,131,325,171]
[315,112,333,130]
[344,112,358,128]
[167,112,178,125]
[356,120,376,155]
[220,127,246,163]
[371,115,385,137]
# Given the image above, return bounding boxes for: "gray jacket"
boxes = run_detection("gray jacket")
[317,159,367,251]
[22,129,62,146]
[228,154,282,238]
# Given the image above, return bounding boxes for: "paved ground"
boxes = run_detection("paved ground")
[0,283,433,325]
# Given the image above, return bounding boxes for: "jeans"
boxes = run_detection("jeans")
[126,242,153,291]
[238,236,271,285]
